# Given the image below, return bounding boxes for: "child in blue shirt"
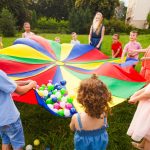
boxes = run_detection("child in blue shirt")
[70,74,112,150]
[0,70,37,150]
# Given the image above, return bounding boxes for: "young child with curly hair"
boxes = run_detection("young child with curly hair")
[70,74,112,150]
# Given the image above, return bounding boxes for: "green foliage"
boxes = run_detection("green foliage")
[30,10,37,29]
[0,8,16,37]
[37,17,69,33]
[75,0,119,19]
[0,0,31,27]
[104,19,133,34]
[69,8,92,34]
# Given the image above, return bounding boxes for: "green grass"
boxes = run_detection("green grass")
[1,33,150,150]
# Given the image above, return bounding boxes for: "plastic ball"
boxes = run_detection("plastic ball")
[26,144,33,150]
[57,109,64,116]
[64,109,71,117]
[48,80,52,83]
[51,96,58,103]
[47,104,53,109]
[47,84,54,91]
[60,88,66,95]
[55,91,61,98]
[48,91,52,97]
[65,103,72,110]
[33,139,40,146]
[46,98,53,104]
[52,108,58,113]
[61,96,67,102]
[60,80,66,86]
[41,84,46,88]
[56,85,62,90]
[59,101,66,108]
[70,108,77,115]
[53,103,60,110]
[67,97,73,103]
[52,89,57,94]
[39,86,45,91]
[37,90,44,97]
[54,83,60,89]
[36,85,39,89]
[43,90,48,97]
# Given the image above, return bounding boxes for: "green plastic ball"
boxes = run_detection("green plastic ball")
[67,97,73,103]
[47,84,54,91]
[60,88,66,95]
[57,109,64,116]
[46,98,53,104]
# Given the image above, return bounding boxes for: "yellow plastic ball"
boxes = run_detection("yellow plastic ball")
[33,139,40,146]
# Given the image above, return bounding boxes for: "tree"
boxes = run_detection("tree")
[0,8,16,36]
[0,0,32,27]
[75,0,119,19]
[69,8,92,34]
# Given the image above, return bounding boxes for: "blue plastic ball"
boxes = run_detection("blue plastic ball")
[54,83,60,89]
[70,108,77,115]
[52,96,58,103]
[56,85,62,90]
[60,80,66,86]
[48,91,52,97]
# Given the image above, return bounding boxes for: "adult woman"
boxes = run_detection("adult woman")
[89,12,105,50]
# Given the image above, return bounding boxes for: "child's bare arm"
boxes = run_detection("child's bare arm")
[15,81,37,95]
[70,114,76,131]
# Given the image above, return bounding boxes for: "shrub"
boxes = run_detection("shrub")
[37,17,69,33]
[0,8,16,37]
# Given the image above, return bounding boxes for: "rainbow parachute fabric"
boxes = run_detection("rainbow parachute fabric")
[0,35,146,117]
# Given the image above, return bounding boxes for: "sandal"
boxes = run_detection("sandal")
[131,142,144,150]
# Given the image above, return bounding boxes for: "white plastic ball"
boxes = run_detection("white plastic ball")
[59,101,66,108]
[47,104,53,109]
[26,144,33,150]
[61,96,67,102]
[43,90,48,97]
[64,109,71,117]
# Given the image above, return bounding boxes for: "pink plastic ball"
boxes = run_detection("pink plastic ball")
[53,103,60,110]
[65,103,72,110]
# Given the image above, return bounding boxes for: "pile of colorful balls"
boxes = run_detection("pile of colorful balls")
[36,80,77,117]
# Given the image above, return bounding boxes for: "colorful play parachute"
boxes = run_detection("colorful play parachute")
[0,35,146,116]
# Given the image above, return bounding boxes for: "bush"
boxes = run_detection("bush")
[37,17,69,33]
[0,8,16,37]
[103,18,133,34]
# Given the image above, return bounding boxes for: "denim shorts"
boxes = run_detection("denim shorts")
[0,117,25,150]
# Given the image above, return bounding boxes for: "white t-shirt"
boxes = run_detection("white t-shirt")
[22,32,34,38]
[70,40,80,46]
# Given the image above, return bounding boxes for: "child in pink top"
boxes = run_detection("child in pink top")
[22,22,34,38]
[121,31,142,61]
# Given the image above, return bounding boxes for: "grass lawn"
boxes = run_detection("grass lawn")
[1,33,150,150]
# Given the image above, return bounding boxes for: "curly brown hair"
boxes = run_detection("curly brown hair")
[77,74,112,118]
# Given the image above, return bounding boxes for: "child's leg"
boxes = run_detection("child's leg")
[131,139,145,149]
[2,144,12,150]
[144,139,150,150]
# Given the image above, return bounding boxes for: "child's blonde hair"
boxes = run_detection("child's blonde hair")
[77,74,111,118]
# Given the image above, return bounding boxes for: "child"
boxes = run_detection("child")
[70,32,80,45]
[54,37,60,43]
[89,12,105,50]
[111,34,122,58]
[0,37,3,49]
[22,22,34,38]
[129,46,150,83]
[127,83,150,150]
[0,70,37,150]
[121,30,142,61]
[70,74,112,150]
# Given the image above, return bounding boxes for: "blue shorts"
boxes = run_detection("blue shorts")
[0,117,25,150]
